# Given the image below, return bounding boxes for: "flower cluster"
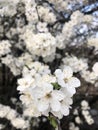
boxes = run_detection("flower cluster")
[69,122,80,130]
[1,53,33,76]
[87,37,98,51]
[0,0,18,16]
[0,0,98,129]
[81,100,94,125]
[0,40,11,57]
[37,6,56,24]
[69,100,94,130]
[0,104,29,129]
[24,0,38,24]
[61,55,88,73]
[81,62,98,85]
[17,62,80,119]
[23,29,56,57]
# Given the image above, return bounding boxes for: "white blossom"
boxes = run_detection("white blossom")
[75,116,82,124]
[55,66,80,96]
[37,22,48,32]
[0,104,29,129]
[0,40,11,57]
[81,100,94,125]
[0,0,18,16]
[61,55,88,73]
[17,75,35,91]
[87,38,98,50]
[92,62,98,75]
[69,122,80,130]
[11,117,29,129]
[17,62,80,119]
[37,6,56,23]
[81,63,98,85]
[23,29,56,57]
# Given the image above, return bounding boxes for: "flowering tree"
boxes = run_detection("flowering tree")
[0,0,98,130]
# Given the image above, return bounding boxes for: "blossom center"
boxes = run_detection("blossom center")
[46,93,51,99]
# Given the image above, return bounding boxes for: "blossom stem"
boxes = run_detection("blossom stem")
[55,119,62,130]
[48,114,62,130]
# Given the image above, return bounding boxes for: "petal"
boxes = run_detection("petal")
[17,78,24,85]
[51,111,63,119]
[61,105,69,116]
[24,75,34,86]
[92,62,98,74]
[52,90,65,101]
[51,99,61,112]
[31,83,53,99]
[65,98,73,105]
[60,88,74,97]
[69,77,81,88]
[58,79,66,87]
[42,83,53,93]
[54,69,64,79]
[63,66,73,79]
[42,109,50,116]
[66,86,76,95]
[30,87,44,99]
[37,99,49,112]
[20,95,32,105]
[17,85,24,91]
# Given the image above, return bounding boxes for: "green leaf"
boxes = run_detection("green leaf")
[48,115,58,128]
[52,82,61,90]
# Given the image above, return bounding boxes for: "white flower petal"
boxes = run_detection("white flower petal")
[17,85,24,91]
[51,111,63,119]
[58,79,66,87]
[61,105,69,116]
[55,69,64,79]
[31,87,44,99]
[42,83,53,93]
[63,66,73,79]
[51,99,61,112]
[17,75,35,91]
[60,88,73,97]
[20,95,32,105]
[65,98,73,105]
[69,77,81,88]
[92,62,98,75]
[37,99,49,112]
[66,86,76,95]
[52,90,65,101]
